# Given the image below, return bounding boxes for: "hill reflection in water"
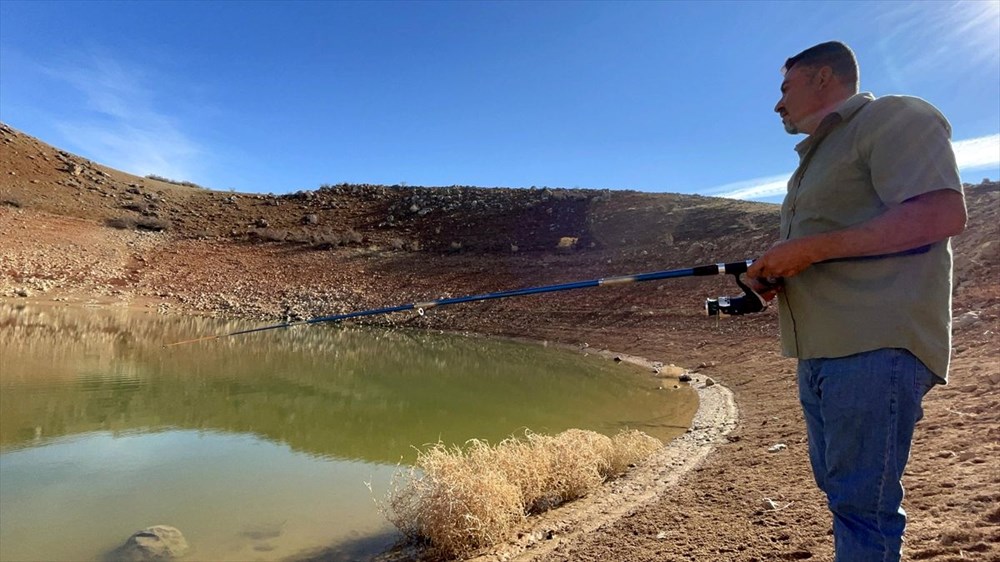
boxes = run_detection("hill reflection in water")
[0,303,696,464]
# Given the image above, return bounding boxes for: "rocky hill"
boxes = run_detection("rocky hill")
[1,122,995,328]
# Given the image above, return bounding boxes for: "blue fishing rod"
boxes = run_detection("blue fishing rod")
[165,259,767,347]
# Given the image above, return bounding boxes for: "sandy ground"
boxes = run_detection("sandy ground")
[1,123,997,561]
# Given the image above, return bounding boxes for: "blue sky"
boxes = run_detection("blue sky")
[1,1,997,202]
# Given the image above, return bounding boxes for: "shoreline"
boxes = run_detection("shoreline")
[473,364,738,562]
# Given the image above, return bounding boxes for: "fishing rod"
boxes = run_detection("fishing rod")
[165,259,768,347]
[165,243,935,347]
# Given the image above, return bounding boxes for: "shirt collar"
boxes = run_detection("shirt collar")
[794,92,875,155]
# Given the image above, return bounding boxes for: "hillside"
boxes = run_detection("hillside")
[1,122,998,562]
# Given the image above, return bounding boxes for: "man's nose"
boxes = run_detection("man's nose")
[774,99,784,113]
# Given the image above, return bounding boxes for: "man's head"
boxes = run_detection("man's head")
[774,41,859,135]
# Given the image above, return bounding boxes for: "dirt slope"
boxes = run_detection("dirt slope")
[1,122,997,562]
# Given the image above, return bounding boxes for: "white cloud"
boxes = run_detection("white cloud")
[702,173,790,201]
[953,134,1000,170]
[711,133,1000,201]
[45,51,202,181]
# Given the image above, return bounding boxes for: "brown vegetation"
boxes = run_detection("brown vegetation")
[385,429,661,559]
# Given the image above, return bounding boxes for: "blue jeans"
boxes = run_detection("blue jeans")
[798,348,937,562]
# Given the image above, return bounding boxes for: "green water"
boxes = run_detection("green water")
[0,302,696,561]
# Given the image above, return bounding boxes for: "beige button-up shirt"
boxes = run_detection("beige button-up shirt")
[778,92,963,380]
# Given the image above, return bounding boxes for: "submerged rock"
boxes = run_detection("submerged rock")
[110,525,189,561]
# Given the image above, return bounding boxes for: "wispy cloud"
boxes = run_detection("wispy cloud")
[954,134,1000,170]
[45,51,202,181]
[701,173,790,201]
[710,133,1000,201]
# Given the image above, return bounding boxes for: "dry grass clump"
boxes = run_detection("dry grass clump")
[386,442,526,557]
[607,429,662,474]
[384,428,662,558]
[144,174,204,188]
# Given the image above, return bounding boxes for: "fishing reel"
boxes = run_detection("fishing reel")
[705,274,772,316]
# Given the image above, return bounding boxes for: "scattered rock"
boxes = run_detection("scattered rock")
[761,498,779,511]
[953,311,981,329]
[111,525,189,561]
[302,214,319,225]
[768,443,787,453]
[704,377,716,387]
[679,373,693,382]
[556,236,578,251]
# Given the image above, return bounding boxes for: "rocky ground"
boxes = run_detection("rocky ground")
[1,122,997,561]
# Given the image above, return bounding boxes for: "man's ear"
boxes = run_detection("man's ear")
[815,66,835,89]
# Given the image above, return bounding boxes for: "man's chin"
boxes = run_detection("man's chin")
[783,120,800,135]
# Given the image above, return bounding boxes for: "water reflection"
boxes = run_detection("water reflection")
[0,303,695,463]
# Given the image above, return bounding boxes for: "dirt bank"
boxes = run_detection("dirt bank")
[1,123,997,561]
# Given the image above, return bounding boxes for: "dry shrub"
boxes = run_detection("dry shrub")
[251,228,288,242]
[608,429,662,475]
[384,428,662,558]
[106,216,169,232]
[535,429,608,502]
[144,174,203,188]
[486,434,555,513]
[387,442,525,559]
[135,217,169,232]
[344,228,364,244]
[106,216,135,230]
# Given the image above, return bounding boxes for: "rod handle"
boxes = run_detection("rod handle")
[692,259,754,276]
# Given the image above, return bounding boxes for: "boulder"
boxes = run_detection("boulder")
[110,525,189,561]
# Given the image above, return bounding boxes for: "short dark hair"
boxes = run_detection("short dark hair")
[782,41,859,90]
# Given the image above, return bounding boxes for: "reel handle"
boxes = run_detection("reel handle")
[705,273,773,316]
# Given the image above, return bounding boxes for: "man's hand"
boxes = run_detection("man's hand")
[747,275,784,303]
[747,237,823,287]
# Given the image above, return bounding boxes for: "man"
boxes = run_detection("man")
[747,41,967,562]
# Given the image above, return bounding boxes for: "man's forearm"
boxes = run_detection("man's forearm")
[748,189,966,281]
[802,189,966,262]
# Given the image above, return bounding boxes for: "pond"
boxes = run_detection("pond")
[0,302,697,561]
